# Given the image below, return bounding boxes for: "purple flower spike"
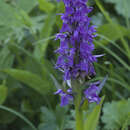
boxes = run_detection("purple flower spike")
[84,83,101,104]
[54,0,104,107]
[55,0,99,81]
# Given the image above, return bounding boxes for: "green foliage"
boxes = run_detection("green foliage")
[38,107,58,130]
[38,0,55,13]
[0,105,37,130]
[3,69,53,95]
[0,46,14,68]
[38,105,70,130]
[0,46,14,79]
[0,83,8,105]
[95,0,130,94]
[0,1,17,26]
[102,99,130,130]
[34,13,56,61]
[97,23,130,44]
[15,0,38,13]
[84,97,104,130]
[105,0,130,18]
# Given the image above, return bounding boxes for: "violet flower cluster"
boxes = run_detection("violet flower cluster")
[55,0,101,106]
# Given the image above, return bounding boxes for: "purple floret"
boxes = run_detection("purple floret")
[54,89,73,106]
[84,83,101,104]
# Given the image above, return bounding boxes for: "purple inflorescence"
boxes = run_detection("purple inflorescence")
[55,0,97,81]
[55,0,102,106]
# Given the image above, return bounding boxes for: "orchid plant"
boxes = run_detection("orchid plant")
[54,0,107,130]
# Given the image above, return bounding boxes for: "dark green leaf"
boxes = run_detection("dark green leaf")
[0,84,8,105]
[3,69,53,95]
[105,0,130,18]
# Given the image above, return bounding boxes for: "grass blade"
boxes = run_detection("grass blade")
[94,40,130,71]
[0,105,37,130]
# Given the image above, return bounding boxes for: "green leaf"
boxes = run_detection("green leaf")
[0,1,17,26]
[0,105,37,130]
[38,0,55,13]
[97,75,108,94]
[15,10,33,27]
[55,105,68,128]
[81,100,89,111]
[38,123,58,130]
[105,0,130,18]
[0,1,34,40]
[55,2,64,28]
[0,84,8,105]
[84,97,105,130]
[0,109,16,124]
[38,107,58,130]
[0,26,12,40]
[102,99,130,130]
[8,43,55,90]
[15,0,37,13]
[40,107,56,122]
[94,40,130,71]
[122,113,130,130]
[64,110,75,130]
[34,13,56,61]
[8,43,46,77]
[50,74,61,90]
[3,69,53,95]
[97,23,130,44]
[0,46,14,69]
[0,46,14,79]
[21,100,33,113]
[40,13,56,39]
[97,34,128,57]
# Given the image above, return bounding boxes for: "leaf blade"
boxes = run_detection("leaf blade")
[3,69,53,95]
[84,97,105,130]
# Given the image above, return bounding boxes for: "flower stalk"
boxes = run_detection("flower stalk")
[75,91,84,130]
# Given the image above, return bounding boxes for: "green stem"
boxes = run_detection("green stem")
[75,105,83,130]
[72,80,84,130]
[75,91,84,130]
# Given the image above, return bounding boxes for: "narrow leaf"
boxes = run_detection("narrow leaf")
[3,69,53,95]
[0,105,37,130]
[97,23,130,43]
[94,40,130,71]
[34,13,56,61]
[84,96,105,130]
[0,84,8,105]
[97,75,108,95]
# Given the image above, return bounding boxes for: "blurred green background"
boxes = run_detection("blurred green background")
[0,0,130,130]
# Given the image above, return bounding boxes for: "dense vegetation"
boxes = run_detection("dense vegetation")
[0,0,130,130]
